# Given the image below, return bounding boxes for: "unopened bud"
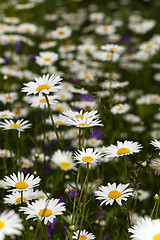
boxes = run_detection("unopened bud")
[154,194,160,200]
[33,171,37,175]
[29,226,34,231]
[141,161,147,167]
[64,188,70,193]
[34,152,39,159]
[68,225,76,232]
[3,75,8,80]
[65,175,70,180]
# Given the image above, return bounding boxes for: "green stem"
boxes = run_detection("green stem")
[124,155,127,183]
[45,224,48,240]
[44,94,63,150]
[155,200,160,219]
[151,200,157,218]
[78,163,90,240]
[33,220,41,240]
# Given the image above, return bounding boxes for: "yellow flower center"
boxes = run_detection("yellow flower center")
[67,60,73,65]
[73,131,78,135]
[108,190,121,199]
[117,148,130,155]
[151,97,158,102]
[0,221,4,229]
[23,162,29,166]
[146,45,152,48]
[60,94,65,98]
[157,164,160,168]
[82,156,94,162]
[75,114,84,119]
[10,124,21,129]
[110,47,117,51]
[15,109,21,114]
[89,140,96,144]
[25,27,31,32]
[153,233,160,240]
[15,181,28,189]
[36,84,50,92]
[117,107,123,111]
[44,57,51,62]
[39,98,47,103]
[55,106,62,111]
[59,30,64,35]
[39,195,45,199]
[79,235,87,240]
[106,54,112,58]
[84,74,90,79]
[64,45,69,50]
[45,41,51,45]
[85,48,90,52]
[1,152,6,156]
[16,197,27,203]
[1,114,7,117]
[38,208,52,217]
[60,162,70,169]
[103,26,108,31]
[5,96,11,99]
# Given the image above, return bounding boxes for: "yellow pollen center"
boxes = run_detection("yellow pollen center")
[0,221,4,229]
[60,162,70,169]
[10,124,21,129]
[44,58,51,62]
[39,98,47,103]
[45,41,51,45]
[146,45,152,48]
[25,28,31,32]
[117,107,123,111]
[73,131,78,135]
[5,96,11,99]
[106,54,112,58]
[117,147,130,155]
[85,48,90,52]
[6,72,11,76]
[55,106,62,111]
[64,45,69,50]
[90,140,96,144]
[15,109,21,114]
[103,27,108,31]
[36,84,50,92]
[23,162,29,166]
[56,121,63,124]
[60,94,65,98]
[39,196,45,199]
[153,233,160,240]
[1,114,7,117]
[16,197,27,203]
[79,235,87,240]
[79,123,90,127]
[59,30,64,35]
[38,208,52,217]
[1,153,7,156]
[110,47,117,51]
[84,75,90,79]
[68,60,73,64]
[75,114,84,119]
[108,190,121,199]
[157,164,160,168]
[15,181,28,189]
[82,156,94,162]
[151,97,158,102]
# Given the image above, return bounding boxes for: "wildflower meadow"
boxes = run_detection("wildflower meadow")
[1,0,160,239]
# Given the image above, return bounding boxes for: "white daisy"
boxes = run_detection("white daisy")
[3,172,41,192]
[0,210,23,240]
[104,140,142,158]
[36,51,58,66]
[149,158,160,175]
[150,139,160,150]
[95,183,133,206]
[19,198,66,224]
[72,229,95,239]
[21,74,62,96]
[51,150,77,171]
[29,95,57,109]
[4,189,34,205]
[0,119,31,137]
[110,104,130,115]
[128,217,160,240]
[0,149,13,158]
[73,148,103,165]
[0,110,15,119]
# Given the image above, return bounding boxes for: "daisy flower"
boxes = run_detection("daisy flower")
[29,95,57,109]
[0,149,13,158]
[0,119,31,138]
[74,148,103,165]
[95,183,133,206]
[21,74,62,96]
[19,198,66,224]
[4,189,34,205]
[150,139,160,150]
[3,172,41,192]
[36,51,58,66]
[60,109,103,128]
[51,150,77,171]
[133,189,150,201]
[110,104,130,115]
[104,140,142,158]
[72,229,95,240]
[0,110,15,119]
[128,217,160,240]
[0,210,23,240]
[149,158,160,175]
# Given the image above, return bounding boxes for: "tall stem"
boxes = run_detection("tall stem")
[44,94,62,150]
[124,155,127,183]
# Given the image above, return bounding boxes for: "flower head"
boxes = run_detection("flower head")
[74,148,103,165]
